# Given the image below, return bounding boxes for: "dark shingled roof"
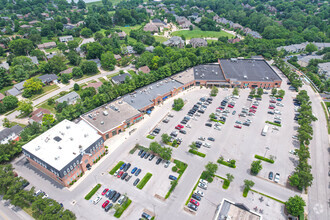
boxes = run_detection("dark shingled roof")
[0,125,23,142]
[194,64,226,81]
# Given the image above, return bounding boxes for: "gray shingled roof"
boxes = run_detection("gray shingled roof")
[0,125,23,142]
[112,73,131,84]
[38,74,58,84]
[55,92,80,104]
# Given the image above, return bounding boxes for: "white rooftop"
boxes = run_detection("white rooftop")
[22,119,101,171]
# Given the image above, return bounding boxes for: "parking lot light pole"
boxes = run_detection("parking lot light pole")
[264,146,270,158]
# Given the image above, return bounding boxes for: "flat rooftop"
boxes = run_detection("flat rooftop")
[217,199,261,220]
[194,64,226,81]
[123,79,183,110]
[171,68,195,84]
[22,120,101,171]
[81,100,141,133]
[220,59,281,82]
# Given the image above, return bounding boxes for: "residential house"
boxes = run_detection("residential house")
[138,66,151,74]
[0,125,23,144]
[152,19,168,28]
[124,46,136,55]
[163,36,184,48]
[247,31,262,39]
[145,46,155,53]
[243,27,252,34]
[83,82,103,91]
[76,21,85,27]
[37,42,57,49]
[46,53,57,60]
[176,16,193,29]
[16,14,24,19]
[188,12,199,20]
[28,20,39,25]
[195,17,202,24]
[6,81,26,96]
[297,55,323,67]
[146,9,154,16]
[63,24,75,30]
[59,35,74,43]
[207,10,213,13]
[1,17,10,21]
[38,74,58,84]
[60,67,73,75]
[41,13,49,17]
[144,23,159,33]
[27,56,39,65]
[189,38,207,48]
[114,54,122,61]
[0,43,5,49]
[29,108,51,124]
[118,31,127,40]
[112,73,131,84]
[228,38,241,44]
[318,62,330,79]
[55,91,80,105]
[232,23,243,30]
[20,25,32,29]
[87,58,101,67]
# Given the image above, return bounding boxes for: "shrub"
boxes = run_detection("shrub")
[250,160,263,175]
[84,184,101,200]
[109,161,124,175]
[207,176,213,183]
[188,149,206,157]
[136,173,152,190]
[172,166,178,172]
[223,180,230,189]
[243,187,249,197]
[265,121,282,127]
[146,135,155,139]
[254,155,274,163]
[114,199,132,218]
[217,159,236,168]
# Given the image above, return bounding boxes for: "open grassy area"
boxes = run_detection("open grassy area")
[98,77,107,83]
[86,0,124,7]
[36,102,56,114]
[154,35,168,43]
[41,37,56,44]
[45,48,59,53]
[30,84,59,101]
[172,30,234,40]
[136,172,152,189]
[119,25,142,34]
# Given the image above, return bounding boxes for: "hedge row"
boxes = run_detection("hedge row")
[137,173,153,189]
[146,135,155,139]
[243,187,249,197]
[254,155,274,164]
[211,118,225,124]
[223,180,230,189]
[109,161,124,175]
[84,184,101,200]
[217,160,236,168]
[165,159,188,199]
[265,121,282,127]
[188,149,206,158]
[114,199,132,218]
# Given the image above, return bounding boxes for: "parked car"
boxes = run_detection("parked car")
[190,199,200,206]
[232,110,236,115]
[140,152,146,158]
[102,200,110,208]
[192,194,201,201]
[93,196,102,204]
[117,171,124,178]
[135,169,141,176]
[198,182,207,189]
[121,172,128,180]
[194,190,204,197]
[112,192,121,203]
[274,173,280,183]
[187,203,198,211]
[108,190,116,200]
[205,123,212,127]
[144,153,150,159]
[102,188,109,196]
[149,154,155,161]
[119,163,126,170]
[169,175,177,180]
[156,158,162,165]
[138,150,144,156]
[234,125,242,129]
[164,161,170,168]
[117,195,127,205]
[104,203,113,212]
[207,137,215,141]
[235,120,242,124]
[268,172,273,180]
[131,167,138,174]
[123,163,131,172]
[179,129,187,134]
[133,178,140,186]
[125,175,132,182]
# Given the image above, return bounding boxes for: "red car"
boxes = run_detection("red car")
[175,126,181,130]
[249,109,256,113]
[102,188,109,196]
[234,125,242,129]
[228,104,234,108]
[251,105,257,109]
[102,200,110,208]
[270,100,276,103]
[269,106,275,109]
[217,107,224,110]
[117,171,124,178]
[178,124,184,128]
[190,199,200,206]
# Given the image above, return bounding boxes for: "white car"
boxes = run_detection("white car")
[114,170,119,176]
[186,124,191,128]
[203,143,211,148]
[289,150,296,155]
[195,113,201,117]
[214,126,221,131]
[274,173,280,183]
[276,103,284,107]
[274,110,281,115]
[222,113,228,117]
[93,195,102,204]
[292,135,298,140]
[198,137,205,141]
[117,195,127,205]
[194,190,204,197]
[42,193,49,199]
[215,122,222,126]
[199,179,208,185]
[275,116,282,120]
[272,126,279,131]
[198,182,207,190]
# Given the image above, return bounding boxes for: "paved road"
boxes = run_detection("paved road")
[0,199,33,220]
[0,65,133,128]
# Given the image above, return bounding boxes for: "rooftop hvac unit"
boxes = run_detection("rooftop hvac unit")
[69,137,73,141]
[54,156,60,160]
[84,134,88,137]
[243,75,247,79]
[35,146,41,151]
[103,110,108,116]
[66,126,70,129]
[101,121,104,125]
[58,146,62,149]
[45,137,50,143]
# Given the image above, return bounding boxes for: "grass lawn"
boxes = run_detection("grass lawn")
[0,85,13,94]
[98,77,108,83]
[119,25,142,34]
[74,37,83,45]
[23,206,33,217]
[30,84,59,101]
[45,48,59,53]
[172,30,234,39]
[107,72,119,80]
[7,121,27,128]
[127,70,137,76]
[154,35,168,43]
[73,72,100,82]
[36,102,56,114]
[87,0,124,7]
[41,37,56,44]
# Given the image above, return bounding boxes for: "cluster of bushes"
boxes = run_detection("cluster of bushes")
[289,90,316,190]
[85,184,102,200]
[217,157,236,168]
[210,86,218,96]
[114,199,132,218]
[109,161,124,175]
[149,141,172,161]
[188,149,206,158]
[242,180,254,198]
[266,121,282,127]
[136,173,152,190]
[250,160,263,175]
[173,98,184,111]
[254,155,274,164]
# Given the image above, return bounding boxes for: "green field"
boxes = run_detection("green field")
[119,25,142,34]
[86,0,124,7]
[154,35,168,43]
[172,30,234,40]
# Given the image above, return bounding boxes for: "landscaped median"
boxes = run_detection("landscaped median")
[254,155,274,164]
[109,161,124,175]
[211,118,225,124]
[265,121,281,127]
[251,189,285,204]
[165,160,188,199]
[85,184,101,200]
[214,175,230,189]
[136,172,152,189]
[188,149,206,158]
[217,157,236,168]
[114,198,132,218]
[146,135,155,140]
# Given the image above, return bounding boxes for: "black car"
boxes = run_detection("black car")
[221,102,226,106]
[205,123,212,127]
[133,178,140,186]
[21,180,30,189]
[141,152,146,158]
[181,120,187,124]
[243,122,250,126]
[207,137,215,141]
[123,163,131,172]
[200,97,206,102]
[184,116,190,121]
[179,130,187,134]
[207,97,213,101]
[149,154,155,161]
[121,172,128,180]
[198,110,205,113]
[104,203,113,212]
[274,120,281,124]
[112,192,121,203]
[108,190,116,200]
[187,203,198,211]
[156,158,162,165]
[153,128,160,134]
[192,193,201,201]
[162,119,169,123]
[135,169,141,176]
[195,141,202,147]
[125,175,132,182]
[144,153,150,159]
[188,113,194,117]
[138,149,144,156]
[268,171,273,180]
[201,105,207,108]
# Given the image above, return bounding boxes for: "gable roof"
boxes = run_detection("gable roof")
[112,73,131,84]
[30,108,51,123]
[55,91,80,104]
[0,125,23,142]
[38,74,58,84]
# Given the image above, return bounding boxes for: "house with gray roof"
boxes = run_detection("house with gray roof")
[38,42,56,49]
[38,74,58,84]
[112,73,131,84]
[144,23,159,33]
[6,81,26,96]
[189,38,207,48]
[118,31,127,40]
[0,62,9,70]
[163,36,184,48]
[55,91,80,105]
[27,56,39,65]
[146,46,155,52]
[318,62,330,79]
[59,35,74,43]
[0,125,23,144]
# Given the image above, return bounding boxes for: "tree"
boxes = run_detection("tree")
[226,173,234,183]
[133,42,145,54]
[77,0,86,9]
[250,160,262,175]
[17,100,33,116]
[250,88,256,96]
[80,27,93,38]
[160,147,172,161]
[286,196,306,216]
[0,67,12,89]
[210,86,218,96]
[257,87,263,96]
[161,133,171,144]
[189,142,197,150]
[2,118,11,128]
[2,96,18,111]
[209,113,216,120]
[8,39,34,55]
[81,61,98,75]
[205,162,218,175]
[271,88,277,96]
[149,141,161,154]
[232,87,239,96]
[86,42,103,59]
[23,78,43,98]
[41,55,66,74]
[244,179,255,190]
[73,83,80,91]
[305,43,317,54]
[67,51,81,66]
[61,74,71,84]
[42,114,55,128]
[67,41,79,50]
[173,98,184,111]
[72,67,83,78]
[278,89,285,97]
[101,51,116,70]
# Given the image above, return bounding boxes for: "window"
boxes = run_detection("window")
[70,165,73,170]
[76,160,79,165]
[112,130,117,136]
[67,168,70,173]
[105,134,109,139]
[64,171,67,176]
[73,162,76,167]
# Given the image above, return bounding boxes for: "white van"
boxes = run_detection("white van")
[261,125,269,136]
